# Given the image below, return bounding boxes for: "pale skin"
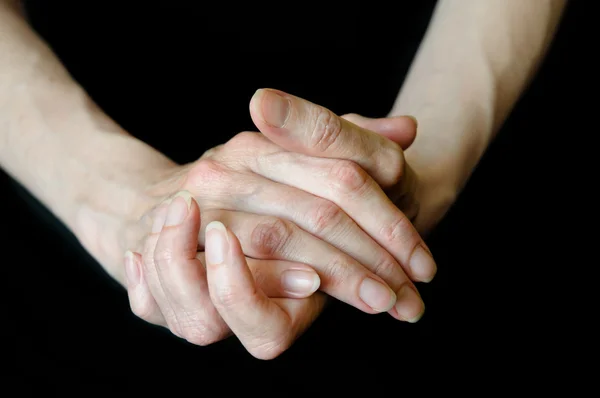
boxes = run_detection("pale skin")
[0,0,566,359]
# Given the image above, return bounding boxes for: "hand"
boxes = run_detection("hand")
[248,89,452,237]
[341,113,449,235]
[205,220,325,360]
[124,191,325,347]
[122,123,429,345]
[249,89,436,281]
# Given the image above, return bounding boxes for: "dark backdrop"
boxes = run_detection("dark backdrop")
[1,0,593,393]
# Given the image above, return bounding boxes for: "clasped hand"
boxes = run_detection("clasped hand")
[123,89,437,359]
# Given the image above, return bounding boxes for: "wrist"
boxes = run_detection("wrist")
[398,110,492,235]
[71,133,181,283]
[409,157,458,236]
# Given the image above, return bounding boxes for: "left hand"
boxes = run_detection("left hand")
[249,89,436,282]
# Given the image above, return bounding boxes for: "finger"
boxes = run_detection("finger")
[201,210,415,319]
[341,113,421,222]
[388,162,421,222]
[341,113,417,150]
[208,173,412,285]
[148,191,230,345]
[249,88,415,187]
[124,251,166,326]
[205,221,325,360]
[196,252,320,299]
[340,114,421,218]
[252,152,437,286]
[193,136,422,317]
[140,203,170,305]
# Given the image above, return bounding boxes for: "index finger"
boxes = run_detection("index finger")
[250,88,415,187]
[205,221,325,360]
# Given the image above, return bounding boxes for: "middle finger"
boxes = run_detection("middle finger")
[200,210,424,322]
[250,151,437,283]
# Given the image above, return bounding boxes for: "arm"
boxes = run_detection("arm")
[0,1,428,328]
[389,0,567,233]
[0,1,175,281]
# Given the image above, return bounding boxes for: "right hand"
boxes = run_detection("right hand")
[123,130,428,343]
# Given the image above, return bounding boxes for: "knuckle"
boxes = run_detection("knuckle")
[371,257,401,280]
[165,309,224,346]
[201,144,224,159]
[330,160,371,197]
[309,108,343,152]
[225,131,260,149]
[250,217,293,257]
[180,323,220,347]
[319,256,351,290]
[307,200,344,235]
[183,332,218,347]
[153,246,175,267]
[380,216,418,247]
[212,283,258,309]
[187,159,226,188]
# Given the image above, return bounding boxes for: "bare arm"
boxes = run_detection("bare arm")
[0,1,175,280]
[390,0,567,232]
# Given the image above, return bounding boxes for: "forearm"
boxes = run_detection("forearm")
[390,0,567,194]
[0,2,174,276]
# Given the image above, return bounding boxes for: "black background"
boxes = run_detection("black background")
[1,0,594,393]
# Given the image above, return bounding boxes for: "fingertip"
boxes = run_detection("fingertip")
[249,88,276,125]
[393,285,425,323]
[383,116,417,149]
[404,115,418,129]
[349,114,417,149]
[124,251,161,323]
[173,190,193,207]
[358,277,397,313]
[280,268,321,298]
[409,245,437,283]
[310,271,321,293]
[205,220,227,235]
[254,88,291,129]
[175,190,202,219]
[249,88,264,117]
[205,221,229,267]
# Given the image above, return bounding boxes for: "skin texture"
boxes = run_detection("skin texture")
[388,0,567,234]
[121,105,428,346]
[0,0,567,358]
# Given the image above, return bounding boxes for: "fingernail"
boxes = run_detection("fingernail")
[359,278,397,312]
[205,221,229,265]
[395,285,425,323]
[258,89,290,128]
[410,245,437,282]
[281,270,320,296]
[124,251,140,285]
[165,191,193,227]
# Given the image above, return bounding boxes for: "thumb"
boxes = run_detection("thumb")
[341,113,417,150]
